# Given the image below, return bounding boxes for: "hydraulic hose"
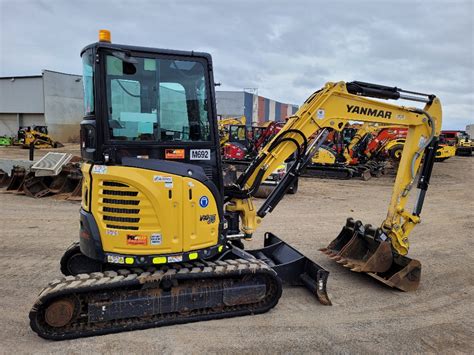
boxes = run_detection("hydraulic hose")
[403,109,436,196]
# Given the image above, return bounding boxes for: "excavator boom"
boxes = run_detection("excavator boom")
[226,81,441,291]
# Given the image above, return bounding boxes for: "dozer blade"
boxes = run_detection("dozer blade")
[320,218,421,291]
[247,233,332,305]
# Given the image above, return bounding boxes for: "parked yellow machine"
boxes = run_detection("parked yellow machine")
[17,125,63,149]
[29,32,443,340]
[385,138,456,162]
[218,116,246,145]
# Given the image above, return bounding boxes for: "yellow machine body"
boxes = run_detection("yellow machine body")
[436,144,456,160]
[81,163,221,262]
[311,147,337,164]
[218,116,247,146]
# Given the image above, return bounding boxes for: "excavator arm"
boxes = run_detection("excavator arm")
[226,81,442,291]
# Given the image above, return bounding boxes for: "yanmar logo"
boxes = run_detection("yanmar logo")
[347,105,392,119]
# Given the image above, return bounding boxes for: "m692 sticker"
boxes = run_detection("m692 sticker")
[190,149,211,160]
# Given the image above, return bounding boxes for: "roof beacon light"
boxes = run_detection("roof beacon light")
[99,30,111,43]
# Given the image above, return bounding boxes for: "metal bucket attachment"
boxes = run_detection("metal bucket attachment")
[66,177,83,201]
[23,173,51,198]
[0,170,11,188]
[6,167,26,192]
[320,218,393,273]
[321,218,421,291]
[368,254,421,292]
[248,232,332,305]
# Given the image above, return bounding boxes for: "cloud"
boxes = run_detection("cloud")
[0,0,472,129]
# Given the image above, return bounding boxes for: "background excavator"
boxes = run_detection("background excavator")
[305,123,404,179]
[29,32,442,340]
[221,120,295,196]
[217,116,246,146]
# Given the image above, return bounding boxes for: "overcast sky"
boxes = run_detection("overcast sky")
[1,0,473,129]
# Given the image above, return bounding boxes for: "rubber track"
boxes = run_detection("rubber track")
[302,165,354,179]
[29,259,282,340]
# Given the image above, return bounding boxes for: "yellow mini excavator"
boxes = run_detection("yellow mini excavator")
[29,32,442,340]
[218,115,247,146]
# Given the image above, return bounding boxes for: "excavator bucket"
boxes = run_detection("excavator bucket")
[6,167,26,192]
[0,170,11,188]
[320,218,421,291]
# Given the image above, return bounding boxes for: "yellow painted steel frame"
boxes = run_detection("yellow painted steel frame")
[228,81,442,255]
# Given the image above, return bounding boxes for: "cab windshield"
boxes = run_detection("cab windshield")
[104,52,211,142]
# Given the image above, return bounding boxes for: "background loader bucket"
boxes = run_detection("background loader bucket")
[321,218,421,291]
[248,233,332,305]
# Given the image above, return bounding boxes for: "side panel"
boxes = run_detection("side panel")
[89,165,220,255]
[182,177,219,251]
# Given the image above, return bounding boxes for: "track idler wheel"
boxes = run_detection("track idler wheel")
[44,298,77,328]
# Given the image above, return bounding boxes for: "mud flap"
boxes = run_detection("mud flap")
[248,232,332,305]
[320,218,421,291]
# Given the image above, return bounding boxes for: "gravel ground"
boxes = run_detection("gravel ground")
[0,155,472,354]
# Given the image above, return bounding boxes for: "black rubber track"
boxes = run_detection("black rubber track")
[30,259,282,340]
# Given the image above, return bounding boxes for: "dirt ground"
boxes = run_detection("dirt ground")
[0,153,472,354]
